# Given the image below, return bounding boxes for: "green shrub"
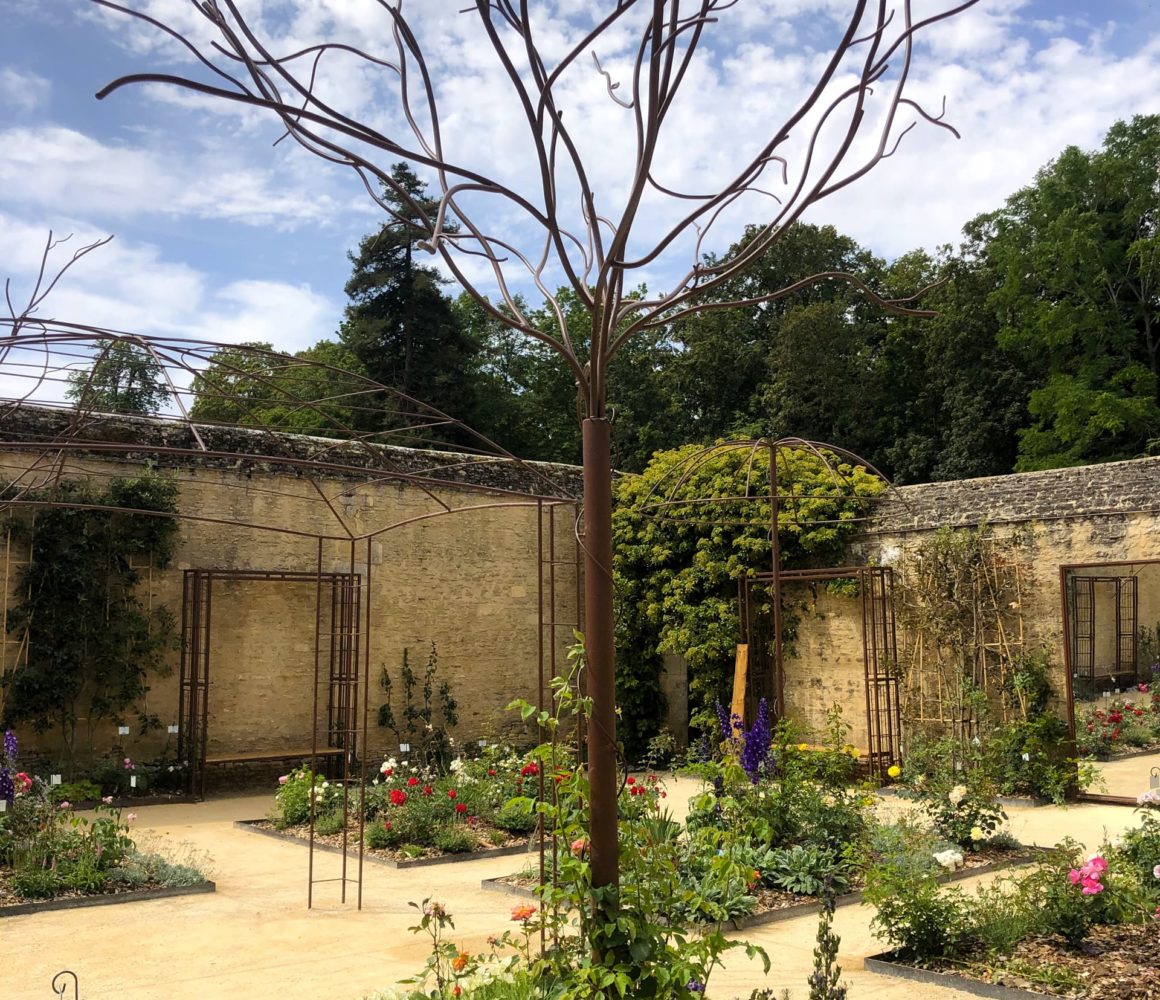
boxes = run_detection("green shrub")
[314,809,345,836]
[864,864,969,961]
[49,779,102,804]
[432,825,475,853]
[493,801,536,834]
[10,866,60,899]
[765,845,846,897]
[365,819,403,850]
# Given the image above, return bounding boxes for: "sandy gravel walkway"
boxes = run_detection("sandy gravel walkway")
[9,784,1144,1000]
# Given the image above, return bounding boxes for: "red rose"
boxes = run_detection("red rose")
[408,776,420,787]
[422,785,433,796]
[447,788,457,799]
[455,802,467,814]
[389,789,407,806]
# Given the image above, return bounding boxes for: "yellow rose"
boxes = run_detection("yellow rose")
[970,825,985,841]
[887,764,901,779]
[797,743,809,752]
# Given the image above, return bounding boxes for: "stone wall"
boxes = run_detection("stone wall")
[0,436,580,765]
[782,584,868,748]
[774,457,1160,746]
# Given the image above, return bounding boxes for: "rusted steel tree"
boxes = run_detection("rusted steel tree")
[93,0,979,900]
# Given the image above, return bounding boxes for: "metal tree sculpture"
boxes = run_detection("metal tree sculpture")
[93,0,980,898]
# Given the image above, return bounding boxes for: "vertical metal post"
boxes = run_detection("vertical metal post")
[309,539,323,909]
[198,574,212,801]
[768,442,784,719]
[581,417,618,893]
[359,537,372,910]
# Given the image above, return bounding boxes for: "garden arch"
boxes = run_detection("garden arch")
[0,320,581,908]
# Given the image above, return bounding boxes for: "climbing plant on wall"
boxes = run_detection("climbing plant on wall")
[613,444,885,744]
[2,473,180,768]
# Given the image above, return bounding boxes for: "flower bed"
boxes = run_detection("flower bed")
[862,803,1160,1000]
[866,922,1160,1000]
[236,818,529,868]
[484,842,1039,928]
[0,730,213,911]
[1076,687,1160,759]
[258,747,543,863]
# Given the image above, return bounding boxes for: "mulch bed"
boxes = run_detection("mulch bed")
[0,871,215,917]
[239,818,531,868]
[868,923,1160,1000]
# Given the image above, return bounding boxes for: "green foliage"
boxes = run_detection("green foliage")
[864,862,970,961]
[899,735,1007,848]
[66,339,172,415]
[503,648,770,998]
[808,893,848,1000]
[431,824,475,853]
[376,643,459,770]
[974,114,1160,469]
[614,443,884,733]
[189,339,371,434]
[0,772,203,903]
[339,164,485,436]
[493,801,537,834]
[985,711,1076,804]
[271,768,337,828]
[2,474,179,764]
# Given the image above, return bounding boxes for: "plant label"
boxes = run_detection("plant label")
[51,774,61,786]
[130,775,137,788]
[168,725,179,734]
[399,742,410,752]
[118,725,131,736]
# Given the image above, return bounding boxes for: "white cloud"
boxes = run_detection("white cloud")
[0,67,51,114]
[0,213,337,357]
[0,126,349,229]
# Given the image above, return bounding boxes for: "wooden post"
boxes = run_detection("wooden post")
[730,643,749,733]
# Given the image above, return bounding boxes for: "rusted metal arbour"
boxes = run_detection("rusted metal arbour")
[91,0,982,897]
[0,268,582,908]
[636,437,904,773]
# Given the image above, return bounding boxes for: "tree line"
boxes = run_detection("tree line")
[78,115,1160,484]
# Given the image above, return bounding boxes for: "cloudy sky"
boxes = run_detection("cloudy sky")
[1,0,1158,360]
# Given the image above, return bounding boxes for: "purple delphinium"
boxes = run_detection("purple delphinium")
[739,698,772,783]
[685,980,706,994]
[715,701,733,743]
[0,729,15,806]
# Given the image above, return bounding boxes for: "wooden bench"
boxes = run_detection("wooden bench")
[203,747,345,767]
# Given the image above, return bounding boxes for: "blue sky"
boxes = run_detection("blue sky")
[1,1,1159,365]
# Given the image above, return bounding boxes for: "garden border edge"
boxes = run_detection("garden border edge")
[863,953,1051,1000]
[234,819,530,868]
[0,880,215,918]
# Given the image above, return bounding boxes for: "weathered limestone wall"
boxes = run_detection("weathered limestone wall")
[782,585,869,748]
[0,436,579,764]
[780,457,1160,745]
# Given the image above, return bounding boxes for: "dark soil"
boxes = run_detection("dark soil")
[917,923,1160,999]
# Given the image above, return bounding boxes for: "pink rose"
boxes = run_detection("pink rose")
[127,812,138,822]
[1081,879,1104,895]
[102,796,114,805]
[59,801,71,809]
[278,775,289,786]
[1153,864,1160,880]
